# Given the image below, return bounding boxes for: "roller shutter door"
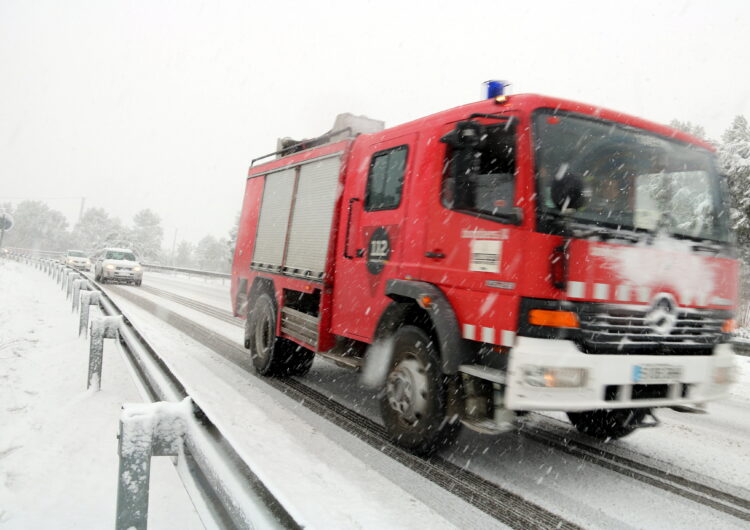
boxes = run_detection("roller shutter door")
[284,156,342,278]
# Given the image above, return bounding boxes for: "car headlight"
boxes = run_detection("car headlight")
[524,366,588,388]
[713,366,736,385]
[105,264,115,270]
[133,266,141,272]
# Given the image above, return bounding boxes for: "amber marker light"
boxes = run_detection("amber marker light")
[529,309,579,328]
[418,295,432,309]
[721,319,736,333]
[495,95,509,104]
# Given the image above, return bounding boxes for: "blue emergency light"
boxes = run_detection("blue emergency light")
[483,80,508,99]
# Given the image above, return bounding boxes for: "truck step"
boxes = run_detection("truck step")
[316,350,363,370]
[280,306,319,348]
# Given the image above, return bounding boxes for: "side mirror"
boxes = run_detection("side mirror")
[552,172,586,211]
[440,120,485,150]
[441,121,486,210]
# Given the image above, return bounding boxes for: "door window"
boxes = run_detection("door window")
[365,145,408,211]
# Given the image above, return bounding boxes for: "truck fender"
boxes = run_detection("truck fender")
[384,279,473,374]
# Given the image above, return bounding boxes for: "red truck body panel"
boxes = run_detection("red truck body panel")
[232,93,736,355]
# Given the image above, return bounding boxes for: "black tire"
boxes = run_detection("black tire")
[134,279,142,287]
[246,293,314,377]
[380,325,460,456]
[567,408,647,440]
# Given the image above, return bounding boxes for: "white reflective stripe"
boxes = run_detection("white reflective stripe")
[637,286,651,303]
[481,327,496,344]
[615,284,631,302]
[463,324,476,341]
[501,330,516,347]
[593,283,610,300]
[567,281,585,298]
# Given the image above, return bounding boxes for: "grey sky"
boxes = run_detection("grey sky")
[2,0,749,245]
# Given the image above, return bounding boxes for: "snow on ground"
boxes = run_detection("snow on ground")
[0,260,202,529]
[143,270,230,311]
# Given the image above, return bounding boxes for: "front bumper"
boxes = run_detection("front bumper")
[102,269,143,282]
[505,337,736,411]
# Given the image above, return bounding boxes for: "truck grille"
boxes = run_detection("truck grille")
[578,304,729,355]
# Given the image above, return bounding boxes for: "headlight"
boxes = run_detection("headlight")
[133,266,141,272]
[524,366,588,388]
[713,366,735,385]
[105,264,115,270]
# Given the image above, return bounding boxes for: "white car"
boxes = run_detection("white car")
[93,248,143,286]
[65,250,91,271]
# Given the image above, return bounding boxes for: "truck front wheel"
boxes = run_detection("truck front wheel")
[246,293,314,377]
[380,325,460,455]
[567,408,647,440]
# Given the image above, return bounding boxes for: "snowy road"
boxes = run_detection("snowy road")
[97,269,750,529]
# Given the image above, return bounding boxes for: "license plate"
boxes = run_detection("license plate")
[632,364,682,383]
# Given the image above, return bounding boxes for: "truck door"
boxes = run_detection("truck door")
[331,133,417,341]
[420,117,524,347]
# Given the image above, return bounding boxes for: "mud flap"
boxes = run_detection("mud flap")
[627,409,660,429]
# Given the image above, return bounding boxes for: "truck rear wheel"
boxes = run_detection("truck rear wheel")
[380,325,460,455]
[567,408,647,440]
[247,293,314,377]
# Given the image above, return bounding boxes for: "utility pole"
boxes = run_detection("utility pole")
[78,197,86,222]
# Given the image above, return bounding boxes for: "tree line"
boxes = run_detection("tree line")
[0,203,235,273]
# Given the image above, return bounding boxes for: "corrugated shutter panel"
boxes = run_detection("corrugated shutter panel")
[252,168,296,269]
[284,156,342,277]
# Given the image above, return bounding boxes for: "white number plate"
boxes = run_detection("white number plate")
[632,364,682,383]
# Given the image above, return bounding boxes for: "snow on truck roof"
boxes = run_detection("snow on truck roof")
[248,93,714,176]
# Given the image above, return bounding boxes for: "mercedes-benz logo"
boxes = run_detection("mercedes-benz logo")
[645,293,678,336]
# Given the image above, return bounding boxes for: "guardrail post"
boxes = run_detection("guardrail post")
[62,270,74,291]
[88,316,122,391]
[116,401,188,530]
[72,279,90,312]
[66,272,82,299]
[79,291,101,336]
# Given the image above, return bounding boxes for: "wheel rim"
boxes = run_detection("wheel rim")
[386,357,429,425]
[253,305,274,364]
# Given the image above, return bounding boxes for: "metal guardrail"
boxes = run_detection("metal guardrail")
[13,254,297,529]
[142,262,231,279]
[2,247,230,279]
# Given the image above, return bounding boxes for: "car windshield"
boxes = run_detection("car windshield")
[105,251,137,261]
[68,251,86,257]
[533,110,731,242]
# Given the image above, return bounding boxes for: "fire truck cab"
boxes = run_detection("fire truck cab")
[232,90,738,454]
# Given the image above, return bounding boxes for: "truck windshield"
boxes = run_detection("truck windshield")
[106,251,137,261]
[533,110,731,242]
[68,251,86,257]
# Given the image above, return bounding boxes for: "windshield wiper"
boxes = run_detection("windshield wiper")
[569,223,643,243]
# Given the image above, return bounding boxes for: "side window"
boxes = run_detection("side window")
[365,145,408,211]
[442,123,516,217]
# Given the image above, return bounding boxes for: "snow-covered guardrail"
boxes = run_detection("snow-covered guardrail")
[142,262,231,279]
[23,256,298,530]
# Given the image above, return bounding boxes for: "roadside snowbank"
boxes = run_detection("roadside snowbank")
[0,260,201,529]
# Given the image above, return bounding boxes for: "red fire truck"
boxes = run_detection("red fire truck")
[232,87,738,454]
